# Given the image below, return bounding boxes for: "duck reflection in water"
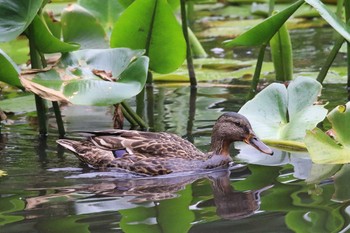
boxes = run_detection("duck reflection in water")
[25,168,271,221]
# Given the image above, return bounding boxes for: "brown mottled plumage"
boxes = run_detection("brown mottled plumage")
[57,112,273,176]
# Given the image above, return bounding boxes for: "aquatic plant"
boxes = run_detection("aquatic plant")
[0,0,150,135]
[224,0,350,96]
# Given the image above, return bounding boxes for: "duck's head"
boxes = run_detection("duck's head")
[210,112,273,156]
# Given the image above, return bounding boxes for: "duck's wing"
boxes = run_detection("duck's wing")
[87,130,205,159]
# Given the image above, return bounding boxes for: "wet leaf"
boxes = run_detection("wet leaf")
[239,77,327,143]
[0,95,36,113]
[20,48,149,106]
[223,0,304,47]
[305,102,350,164]
[61,4,108,49]
[29,15,80,53]
[0,0,43,42]
[110,0,186,74]
[0,49,21,88]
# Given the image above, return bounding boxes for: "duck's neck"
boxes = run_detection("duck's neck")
[210,137,231,156]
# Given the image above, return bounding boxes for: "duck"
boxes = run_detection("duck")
[57,112,273,176]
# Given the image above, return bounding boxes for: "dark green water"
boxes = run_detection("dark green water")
[2,3,350,232]
[1,81,349,233]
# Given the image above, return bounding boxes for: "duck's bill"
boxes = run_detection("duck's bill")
[244,134,274,155]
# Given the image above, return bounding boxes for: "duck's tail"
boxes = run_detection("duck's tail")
[57,139,80,153]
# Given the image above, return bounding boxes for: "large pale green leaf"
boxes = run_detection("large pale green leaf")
[110,0,186,74]
[20,48,149,106]
[61,4,108,49]
[0,0,43,42]
[78,0,124,32]
[305,0,350,42]
[239,77,327,143]
[223,0,304,47]
[0,49,21,88]
[29,15,80,53]
[305,102,350,164]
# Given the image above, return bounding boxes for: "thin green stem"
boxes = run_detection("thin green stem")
[345,0,350,91]
[52,101,65,137]
[180,0,197,87]
[317,35,344,84]
[121,102,148,129]
[248,44,267,100]
[121,105,138,126]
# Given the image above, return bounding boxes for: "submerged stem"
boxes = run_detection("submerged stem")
[121,102,147,129]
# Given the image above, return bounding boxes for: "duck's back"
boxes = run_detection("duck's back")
[58,130,230,176]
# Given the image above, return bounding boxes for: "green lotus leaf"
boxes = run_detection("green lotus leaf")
[29,15,80,53]
[239,77,327,144]
[78,0,124,33]
[61,4,108,49]
[305,102,350,164]
[110,0,186,74]
[0,49,21,88]
[0,0,43,42]
[20,48,149,106]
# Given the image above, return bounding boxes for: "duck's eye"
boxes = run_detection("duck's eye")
[233,121,241,127]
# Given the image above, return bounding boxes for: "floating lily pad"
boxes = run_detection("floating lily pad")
[305,102,350,164]
[239,77,327,147]
[20,48,149,106]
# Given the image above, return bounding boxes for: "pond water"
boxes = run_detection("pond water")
[2,2,350,233]
[1,81,349,233]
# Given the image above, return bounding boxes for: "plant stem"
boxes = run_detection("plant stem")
[317,35,344,84]
[52,101,65,137]
[180,0,197,87]
[121,105,138,127]
[121,101,147,129]
[345,0,350,92]
[248,44,267,100]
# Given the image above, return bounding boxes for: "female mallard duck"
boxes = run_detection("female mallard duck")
[57,112,273,176]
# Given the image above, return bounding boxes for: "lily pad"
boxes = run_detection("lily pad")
[20,48,149,106]
[305,102,350,164]
[239,77,327,145]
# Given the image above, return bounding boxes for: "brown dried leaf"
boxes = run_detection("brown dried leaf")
[92,69,116,82]
[19,77,71,103]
